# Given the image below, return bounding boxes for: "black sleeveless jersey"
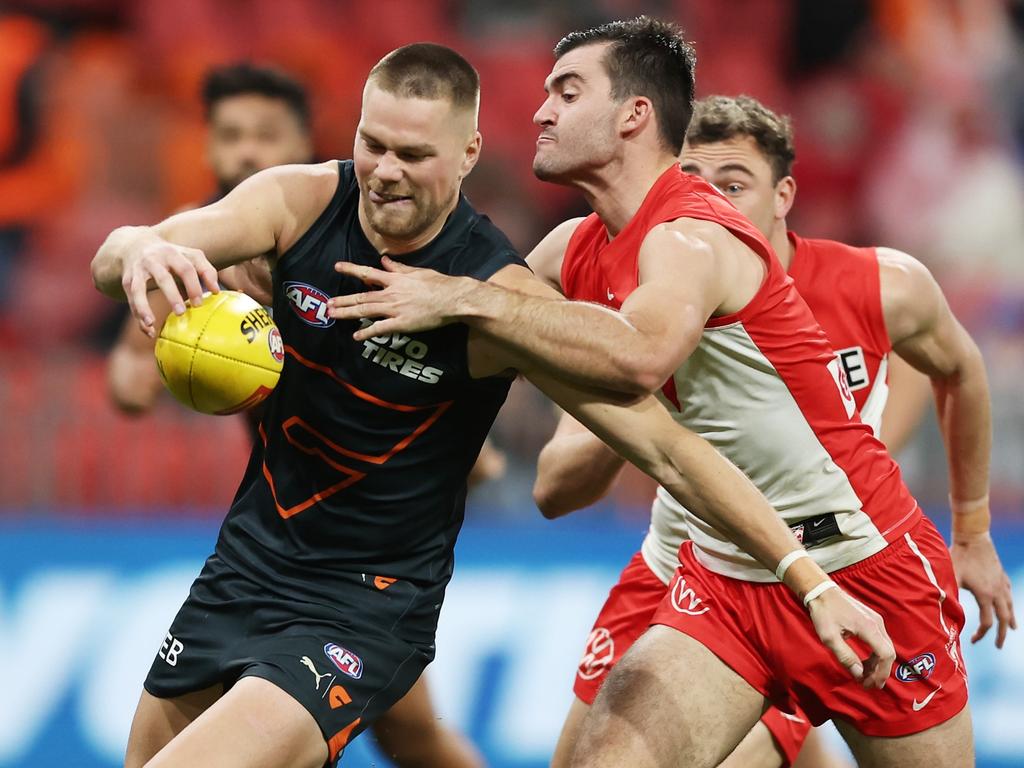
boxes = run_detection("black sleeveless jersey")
[215,160,523,603]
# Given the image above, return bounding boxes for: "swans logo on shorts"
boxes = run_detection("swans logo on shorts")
[669,575,710,616]
[896,652,936,683]
[323,643,363,679]
[577,627,615,681]
[285,282,335,328]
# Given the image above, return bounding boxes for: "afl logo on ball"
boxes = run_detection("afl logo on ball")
[323,643,363,679]
[285,282,335,328]
[267,327,285,363]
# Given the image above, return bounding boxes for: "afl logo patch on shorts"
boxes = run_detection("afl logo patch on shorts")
[285,282,335,328]
[324,642,363,679]
[896,652,936,682]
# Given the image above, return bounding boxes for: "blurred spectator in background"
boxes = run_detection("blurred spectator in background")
[0,11,85,342]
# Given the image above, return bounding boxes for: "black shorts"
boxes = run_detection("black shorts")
[144,553,436,765]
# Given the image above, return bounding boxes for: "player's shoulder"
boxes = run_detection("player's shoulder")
[875,245,924,272]
[273,161,349,260]
[876,247,947,340]
[643,216,726,261]
[257,159,341,189]
[463,207,518,258]
[526,216,588,290]
[875,246,937,301]
[546,215,589,252]
[255,161,345,222]
[447,202,525,283]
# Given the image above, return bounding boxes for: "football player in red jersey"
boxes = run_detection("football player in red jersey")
[534,94,1016,768]
[326,18,1004,768]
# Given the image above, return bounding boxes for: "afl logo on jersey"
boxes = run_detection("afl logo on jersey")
[284,282,335,328]
[323,643,363,679]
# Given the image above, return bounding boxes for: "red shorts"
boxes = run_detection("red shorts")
[574,551,665,705]
[652,516,968,737]
[574,551,810,766]
[761,706,812,766]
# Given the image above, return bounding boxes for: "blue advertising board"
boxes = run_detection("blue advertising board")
[2,511,1023,767]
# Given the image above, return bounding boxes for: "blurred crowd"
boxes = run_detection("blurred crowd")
[1,0,1023,517]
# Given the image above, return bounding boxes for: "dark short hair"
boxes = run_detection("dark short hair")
[687,95,796,182]
[201,62,311,130]
[554,16,696,154]
[368,43,479,111]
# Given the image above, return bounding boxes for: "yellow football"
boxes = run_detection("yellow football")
[155,291,285,415]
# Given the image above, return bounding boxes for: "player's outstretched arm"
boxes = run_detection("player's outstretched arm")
[533,411,625,518]
[525,368,896,689]
[91,161,335,337]
[879,247,1016,646]
[330,223,728,396]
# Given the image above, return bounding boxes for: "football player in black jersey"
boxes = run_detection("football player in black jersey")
[92,43,890,768]
[104,60,490,768]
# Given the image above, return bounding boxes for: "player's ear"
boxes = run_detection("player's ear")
[459,130,482,180]
[775,175,796,220]
[620,96,654,139]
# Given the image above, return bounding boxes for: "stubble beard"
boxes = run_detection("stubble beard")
[363,186,457,245]
[533,122,614,185]
[533,147,585,185]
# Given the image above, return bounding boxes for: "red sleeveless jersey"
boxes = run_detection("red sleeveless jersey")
[561,165,918,580]
[788,232,892,434]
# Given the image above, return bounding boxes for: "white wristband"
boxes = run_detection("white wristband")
[803,580,839,608]
[775,549,809,582]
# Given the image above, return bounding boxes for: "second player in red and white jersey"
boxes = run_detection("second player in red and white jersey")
[537,93,1012,768]
[563,165,919,582]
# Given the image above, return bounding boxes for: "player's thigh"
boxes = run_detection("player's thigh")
[572,625,764,768]
[371,674,437,745]
[834,705,973,768]
[551,697,590,768]
[144,676,327,768]
[370,675,483,768]
[125,685,223,768]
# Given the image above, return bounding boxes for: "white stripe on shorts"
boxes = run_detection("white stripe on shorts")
[904,531,964,678]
